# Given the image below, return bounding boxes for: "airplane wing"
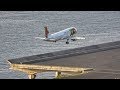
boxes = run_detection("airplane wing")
[71,36,85,41]
[35,37,56,42]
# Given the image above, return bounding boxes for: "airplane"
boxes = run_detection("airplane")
[35,26,85,44]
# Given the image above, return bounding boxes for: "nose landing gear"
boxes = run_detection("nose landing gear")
[66,39,69,44]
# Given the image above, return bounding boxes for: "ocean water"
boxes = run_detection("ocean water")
[0,11,120,79]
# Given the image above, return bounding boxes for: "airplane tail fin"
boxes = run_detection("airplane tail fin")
[44,26,49,38]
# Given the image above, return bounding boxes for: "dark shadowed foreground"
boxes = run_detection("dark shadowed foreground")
[8,41,120,79]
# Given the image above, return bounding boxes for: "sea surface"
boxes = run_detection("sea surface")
[0,11,120,79]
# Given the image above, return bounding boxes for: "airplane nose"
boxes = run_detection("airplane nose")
[74,28,77,33]
[70,27,77,35]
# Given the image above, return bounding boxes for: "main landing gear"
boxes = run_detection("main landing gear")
[66,42,69,44]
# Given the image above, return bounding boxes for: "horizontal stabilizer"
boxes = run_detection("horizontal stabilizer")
[35,37,46,40]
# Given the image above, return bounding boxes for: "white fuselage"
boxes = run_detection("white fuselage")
[45,27,77,42]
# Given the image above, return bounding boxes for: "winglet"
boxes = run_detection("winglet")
[44,26,49,38]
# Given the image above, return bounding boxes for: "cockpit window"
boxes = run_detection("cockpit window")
[70,28,76,36]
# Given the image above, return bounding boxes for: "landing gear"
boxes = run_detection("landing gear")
[71,39,76,41]
[66,39,69,44]
[66,41,69,44]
